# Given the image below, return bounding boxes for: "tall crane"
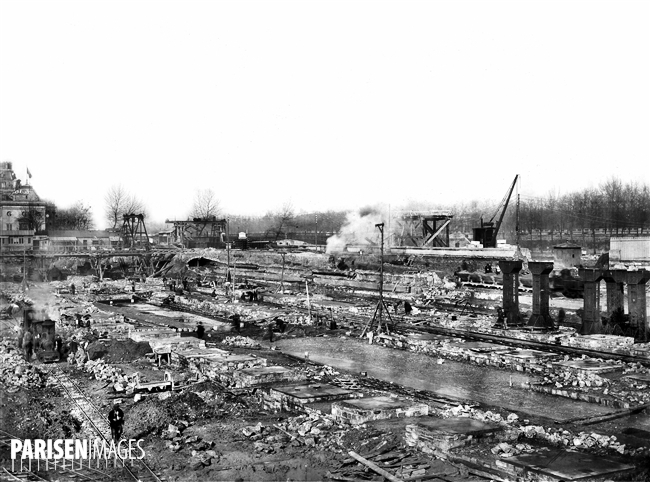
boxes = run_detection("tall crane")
[472,175,518,248]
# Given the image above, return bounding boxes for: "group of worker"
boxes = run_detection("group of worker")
[16,327,69,362]
[392,300,413,315]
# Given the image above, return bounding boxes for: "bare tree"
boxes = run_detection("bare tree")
[267,201,295,240]
[105,185,147,229]
[190,189,221,219]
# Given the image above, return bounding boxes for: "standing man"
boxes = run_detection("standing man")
[16,326,24,350]
[108,402,125,443]
[55,334,63,359]
[23,329,34,362]
[196,322,205,340]
[70,283,76,295]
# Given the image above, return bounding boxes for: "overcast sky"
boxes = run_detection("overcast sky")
[1,0,648,230]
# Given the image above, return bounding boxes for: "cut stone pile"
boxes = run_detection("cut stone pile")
[561,334,635,353]
[82,358,125,382]
[491,442,536,457]
[540,369,609,389]
[221,335,261,349]
[0,339,45,391]
[537,359,650,405]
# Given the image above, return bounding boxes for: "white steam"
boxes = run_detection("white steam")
[326,208,386,254]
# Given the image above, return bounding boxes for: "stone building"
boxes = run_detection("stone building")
[0,162,48,252]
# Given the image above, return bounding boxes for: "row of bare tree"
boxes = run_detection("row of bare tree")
[44,178,648,241]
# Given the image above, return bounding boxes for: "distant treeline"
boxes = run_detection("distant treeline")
[231,178,650,244]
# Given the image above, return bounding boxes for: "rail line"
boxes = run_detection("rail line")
[49,370,165,482]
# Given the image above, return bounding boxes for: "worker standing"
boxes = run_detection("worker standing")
[23,330,34,362]
[108,402,125,443]
[196,322,205,340]
[70,283,76,295]
[55,334,63,359]
[16,327,24,350]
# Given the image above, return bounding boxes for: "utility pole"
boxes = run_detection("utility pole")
[361,223,393,337]
[314,213,318,246]
[21,247,27,292]
[279,252,286,293]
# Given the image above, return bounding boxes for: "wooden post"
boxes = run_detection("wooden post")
[305,280,312,322]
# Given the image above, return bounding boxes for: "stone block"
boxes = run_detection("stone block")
[332,396,428,425]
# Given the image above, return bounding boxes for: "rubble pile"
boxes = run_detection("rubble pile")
[252,412,342,454]
[164,426,219,469]
[440,404,648,457]
[220,335,261,349]
[0,339,46,391]
[519,425,633,455]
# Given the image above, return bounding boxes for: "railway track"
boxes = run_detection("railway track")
[49,370,165,482]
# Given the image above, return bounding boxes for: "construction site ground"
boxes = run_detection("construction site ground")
[1,253,649,482]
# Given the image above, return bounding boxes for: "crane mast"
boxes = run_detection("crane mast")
[472,175,519,248]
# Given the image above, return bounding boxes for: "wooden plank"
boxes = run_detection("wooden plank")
[348,451,403,482]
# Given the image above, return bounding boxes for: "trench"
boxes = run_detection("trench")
[97,300,617,423]
[273,337,614,422]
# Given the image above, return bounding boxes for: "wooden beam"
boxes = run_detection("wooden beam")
[348,451,403,482]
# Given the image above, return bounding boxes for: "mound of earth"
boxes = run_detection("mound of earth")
[87,339,152,362]
[124,391,216,440]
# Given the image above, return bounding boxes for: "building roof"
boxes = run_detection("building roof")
[48,230,113,239]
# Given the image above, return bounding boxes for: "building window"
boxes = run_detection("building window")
[5,224,12,230]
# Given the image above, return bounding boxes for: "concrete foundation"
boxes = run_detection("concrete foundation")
[129,328,179,342]
[331,396,429,425]
[579,268,603,335]
[553,358,624,375]
[499,260,523,326]
[149,336,206,353]
[404,417,502,456]
[175,349,266,384]
[528,262,554,329]
[496,448,634,481]
[232,366,306,388]
[265,382,357,412]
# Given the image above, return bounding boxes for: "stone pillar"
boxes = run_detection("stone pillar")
[602,270,626,316]
[578,268,603,335]
[528,261,554,329]
[499,260,523,327]
[626,270,650,340]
